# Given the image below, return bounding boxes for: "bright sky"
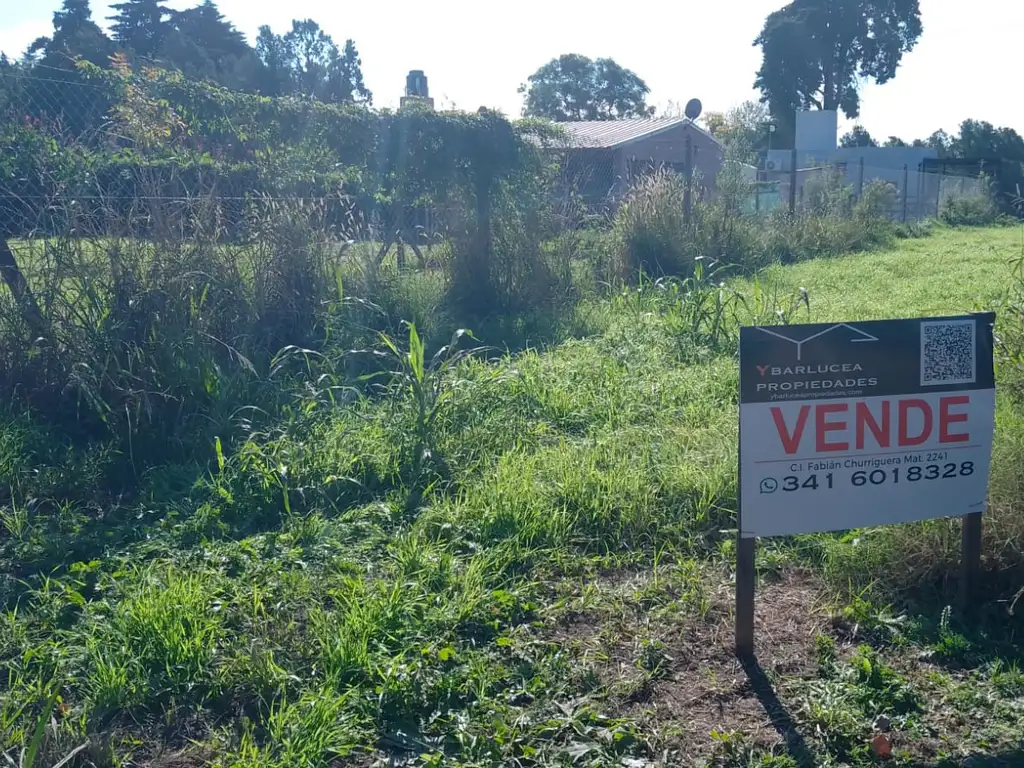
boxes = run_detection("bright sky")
[2,0,1021,140]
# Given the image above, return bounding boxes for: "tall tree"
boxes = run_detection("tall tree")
[158,1,259,89]
[21,1,114,137]
[255,25,292,96]
[255,20,371,104]
[109,0,171,59]
[839,125,878,148]
[29,0,113,68]
[922,129,954,156]
[520,54,654,121]
[754,0,923,144]
[331,39,370,104]
[951,120,1024,203]
[953,120,1024,162]
[883,136,908,147]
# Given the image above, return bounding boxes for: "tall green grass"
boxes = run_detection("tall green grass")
[3,150,1023,765]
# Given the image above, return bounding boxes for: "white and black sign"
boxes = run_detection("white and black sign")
[739,314,996,537]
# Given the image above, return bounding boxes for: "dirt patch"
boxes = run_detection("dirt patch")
[636,571,827,756]
[547,567,830,762]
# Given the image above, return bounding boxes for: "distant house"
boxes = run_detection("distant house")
[557,117,724,206]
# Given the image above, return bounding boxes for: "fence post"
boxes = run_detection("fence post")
[0,237,49,341]
[921,162,929,221]
[755,183,760,213]
[684,134,693,225]
[789,149,798,214]
[857,156,865,200]
[902,164,909,222]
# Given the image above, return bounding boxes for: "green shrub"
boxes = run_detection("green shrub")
[940,188,1000,227]
[855,179,898,220]
[803,166,854,218]
[612,169,691,280]
[445,176,575,321]
[0,195,342,468]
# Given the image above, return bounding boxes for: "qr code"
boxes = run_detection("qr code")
[920,319,976,386]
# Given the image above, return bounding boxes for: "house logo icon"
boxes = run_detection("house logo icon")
[754,323,878,361]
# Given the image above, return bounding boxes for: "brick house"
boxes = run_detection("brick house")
[557,117,724,206]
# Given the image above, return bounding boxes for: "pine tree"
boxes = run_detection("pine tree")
[49,0,114,66]
[109,0,170,59]
[332,39,371,104]
[24,0,114,136]
[255,25,292,96]
[159,0,258,88]
[254,19,371,104]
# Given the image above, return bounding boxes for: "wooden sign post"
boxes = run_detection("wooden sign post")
[736,315,996,657]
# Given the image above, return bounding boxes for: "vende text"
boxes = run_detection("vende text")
[770,396,971,454]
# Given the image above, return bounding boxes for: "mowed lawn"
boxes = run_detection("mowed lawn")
[2,225,1024,768]
[755,225,1023,321]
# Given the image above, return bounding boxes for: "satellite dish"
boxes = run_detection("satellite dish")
[684,98,703,120]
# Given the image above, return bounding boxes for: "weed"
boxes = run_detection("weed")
[940,180,1001,227]
[217,689,366,767]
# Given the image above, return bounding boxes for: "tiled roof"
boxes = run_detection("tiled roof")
[559,117,720,149]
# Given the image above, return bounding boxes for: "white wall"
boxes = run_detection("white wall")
[795,110,838,154]
[764,146,938,175]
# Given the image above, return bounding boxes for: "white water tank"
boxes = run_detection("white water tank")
[795,110,838,154]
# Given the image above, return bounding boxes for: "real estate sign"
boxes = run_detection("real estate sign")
[738,314,996,538]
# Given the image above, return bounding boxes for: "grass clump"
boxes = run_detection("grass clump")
[80,567,223,717]
[940,180,1002,227]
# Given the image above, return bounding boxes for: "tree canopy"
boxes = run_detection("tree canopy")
[108,0,171,60]
[754,0,923,140]
[3,0,374,136]
[255,20,371,104]
[839,125,878,148]
[28,0,113,69]
[158,1,259,90]
[520,54,654,121]
[702,100,773,162]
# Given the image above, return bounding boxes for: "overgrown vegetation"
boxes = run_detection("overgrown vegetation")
[2,57,1024,768]
[939,179,1002,227]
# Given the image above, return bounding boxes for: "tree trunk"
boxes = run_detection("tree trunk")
[0,237,49,341]
[822,66,836,111]
[821,3,837,112]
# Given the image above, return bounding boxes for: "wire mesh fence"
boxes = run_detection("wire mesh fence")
[1,62,994,246]
[0,64,456,253]
[757,160,986,222]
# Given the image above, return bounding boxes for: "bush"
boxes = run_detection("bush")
[855,179,898,220]
[612,170,691,280]
[940,188,1000,227]
[0,194,344,469]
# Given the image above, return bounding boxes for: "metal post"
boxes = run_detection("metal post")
[683,134,693,226]
[736,424,755,658]
[736,535,756,658]
[917,163,924,221]
[959,512,982,614]
[755,183,761,213]
[902,164,909,222]
[789,148,798,214]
